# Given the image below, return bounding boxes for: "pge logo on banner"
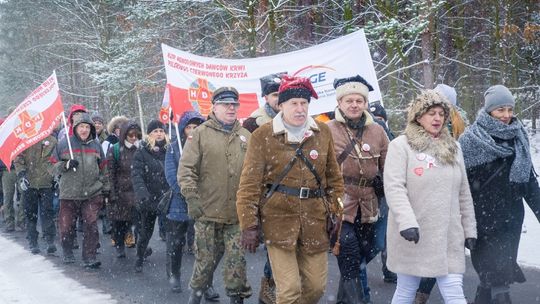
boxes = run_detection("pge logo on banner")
[293,65,336,98]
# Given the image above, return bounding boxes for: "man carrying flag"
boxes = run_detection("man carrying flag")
[51,112,110,268]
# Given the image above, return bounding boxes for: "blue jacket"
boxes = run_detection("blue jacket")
[165,111,205,221]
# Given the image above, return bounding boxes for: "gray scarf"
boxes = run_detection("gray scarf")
[264,103,278,119]
[459,110,531,183]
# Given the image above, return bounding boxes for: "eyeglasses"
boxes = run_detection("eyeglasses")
[217,103,240,109]
[127,132,140,138]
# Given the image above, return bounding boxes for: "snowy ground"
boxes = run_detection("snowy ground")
[517,124,540,269]
[0,234,116,304]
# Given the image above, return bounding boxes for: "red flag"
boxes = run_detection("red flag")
[0,72,64,168]
[158,86,171,124]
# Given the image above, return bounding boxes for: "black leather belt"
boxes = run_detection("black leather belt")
[343,176,372,187]
[266,184,324,199]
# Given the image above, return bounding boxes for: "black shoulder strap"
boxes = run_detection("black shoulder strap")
[336,127,364,165]
[296,149,322,189]
[264,140,308,200]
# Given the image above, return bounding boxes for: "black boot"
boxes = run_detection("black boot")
[134,257,143,273]
[230,295,243,304]
[188,290,203,304]
[204,286,220,301]
[337,278,365,304]
[167,251,182,292]
[492,291,512,304]
[116,244,126,258]
[474,286,492,304]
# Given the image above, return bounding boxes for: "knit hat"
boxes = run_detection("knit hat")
[91,113,105,124]
[146,119,166,134]
[277,75,318,104]
[260,73,285,96]
[407,90,450,124]
[369,103,387,121]
[333,75,374,101]
[484,85,515,113]
[434,84,457,106]
[212,87,239,104]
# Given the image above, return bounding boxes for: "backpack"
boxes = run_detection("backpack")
[112,142,121,164]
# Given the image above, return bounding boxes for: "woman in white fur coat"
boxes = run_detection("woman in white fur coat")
[383,90,477,304]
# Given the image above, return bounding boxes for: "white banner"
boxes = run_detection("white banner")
[162,29,380,117]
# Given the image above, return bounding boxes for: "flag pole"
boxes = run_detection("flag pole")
[175,122,182,155]
[168,107,172,137]
[61,111,76,171]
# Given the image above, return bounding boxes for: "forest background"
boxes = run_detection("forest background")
[0,0,538,131]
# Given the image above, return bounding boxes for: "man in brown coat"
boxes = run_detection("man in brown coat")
[237,75,344,304]
[327,75,389,303]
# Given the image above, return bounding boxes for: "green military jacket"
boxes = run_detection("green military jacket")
[14,135,57,189]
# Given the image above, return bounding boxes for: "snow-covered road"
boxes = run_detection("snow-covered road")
[0,234,116,304]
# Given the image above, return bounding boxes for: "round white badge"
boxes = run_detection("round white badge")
[309,149,319,160]
[362,143,371,152]
[239,135,247,142]
[416,153,427,161]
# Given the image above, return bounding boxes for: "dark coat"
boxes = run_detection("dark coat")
[107,121,141,221]
[131,139,169,210]
[51,113,109,200]
[467,138,540,287]
[164,111,204,222]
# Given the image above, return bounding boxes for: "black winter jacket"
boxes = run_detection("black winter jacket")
[467,138,540,286]
[131,140,169,207]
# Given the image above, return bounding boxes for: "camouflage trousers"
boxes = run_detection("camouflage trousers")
[2,169,24,229]
[190,220,252,298]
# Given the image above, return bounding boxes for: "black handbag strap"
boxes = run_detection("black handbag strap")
[480,161,507,190]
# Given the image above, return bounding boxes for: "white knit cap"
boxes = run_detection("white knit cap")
[335,82,370,102]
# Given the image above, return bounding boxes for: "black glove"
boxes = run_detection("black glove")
[465,238,477,251]
[400,227,420,244]
[65,159,79,170]
[240,226,259,253]
[102,191,110,203]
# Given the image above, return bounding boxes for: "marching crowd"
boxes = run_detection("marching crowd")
[1,73,540,304]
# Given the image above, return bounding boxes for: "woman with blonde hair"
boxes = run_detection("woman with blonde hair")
[384,90,477,304]
[131,119,170,272]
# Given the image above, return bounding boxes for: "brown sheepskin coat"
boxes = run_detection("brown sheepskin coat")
[236,115,344,254]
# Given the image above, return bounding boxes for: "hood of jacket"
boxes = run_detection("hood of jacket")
[119,120,142,147]
[67,104,87,136]
[107,115,129,134]
[72,113,96,142]
[179,111,205,135]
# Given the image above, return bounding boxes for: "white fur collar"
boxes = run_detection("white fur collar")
[404,122,458,165]
[272,113,319,143]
